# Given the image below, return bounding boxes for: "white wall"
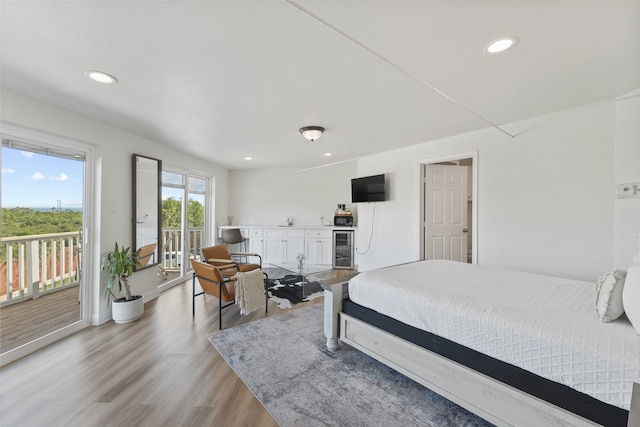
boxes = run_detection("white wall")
[613,90,640,269]
[228,161,357,227]
[227,98,637,282]
[355,102,622,281]
[1,88,230,324]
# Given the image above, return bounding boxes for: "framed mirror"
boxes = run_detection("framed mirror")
[132,154,162,271]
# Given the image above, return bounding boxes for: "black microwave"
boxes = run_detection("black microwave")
[334,215,353,227]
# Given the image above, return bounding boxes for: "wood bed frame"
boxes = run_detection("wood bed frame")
[321,280,638,427]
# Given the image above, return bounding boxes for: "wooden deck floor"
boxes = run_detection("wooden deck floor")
[0,286,80,353]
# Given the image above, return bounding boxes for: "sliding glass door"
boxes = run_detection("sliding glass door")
[160,170,184,283]
[187,176,206,263]
[1,135,90,363]
[160,167,209,288]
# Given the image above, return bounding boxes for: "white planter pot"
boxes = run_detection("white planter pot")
[112,295,144,324]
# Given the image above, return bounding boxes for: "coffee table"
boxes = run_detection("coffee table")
[269,263,359,350]
[268,262,332,298]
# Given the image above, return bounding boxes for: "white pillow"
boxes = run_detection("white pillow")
[595,270,627,322]
[623,264,640,334]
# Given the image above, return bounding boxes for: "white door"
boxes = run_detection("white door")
[425,165,468,262]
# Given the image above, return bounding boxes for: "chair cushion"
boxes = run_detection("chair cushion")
[238,263,260,273]
[219,266,240,277]
[202,245,232,261]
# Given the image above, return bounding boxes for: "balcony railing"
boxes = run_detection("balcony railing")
[1,227,206,306]
[161,227,204,271]
[1,231,81,307]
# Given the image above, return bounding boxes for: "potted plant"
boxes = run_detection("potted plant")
[101,242,143,323]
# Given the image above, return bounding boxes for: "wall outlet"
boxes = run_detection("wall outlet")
[618,182,640,198]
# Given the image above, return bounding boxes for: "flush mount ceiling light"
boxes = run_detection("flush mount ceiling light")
[299,126,324,142]
[85,70,118,84]
[483,36,519,54]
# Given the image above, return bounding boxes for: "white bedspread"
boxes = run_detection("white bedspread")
[348,260,640,410]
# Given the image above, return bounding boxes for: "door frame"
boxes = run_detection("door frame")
[418,151,478,264]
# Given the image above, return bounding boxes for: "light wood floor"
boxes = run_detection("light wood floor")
[0,275,328,427]
[0,286,80,353]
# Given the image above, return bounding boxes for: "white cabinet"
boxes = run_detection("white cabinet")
[304,229,332,265]
[262,228,304,264]
[283,233,305,263]
[263,240,281,263]
[262,229,282,263]
[218,226,353,267]
[248,228,263,257]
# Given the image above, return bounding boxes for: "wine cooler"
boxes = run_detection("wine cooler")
[333,230,354,269]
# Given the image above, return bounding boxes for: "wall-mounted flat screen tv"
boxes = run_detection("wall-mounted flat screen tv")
[351,174,386,203]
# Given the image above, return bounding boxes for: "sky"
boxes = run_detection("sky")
[1,147,84,209]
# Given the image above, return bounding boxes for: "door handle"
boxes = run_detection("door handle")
[463,228,468,233]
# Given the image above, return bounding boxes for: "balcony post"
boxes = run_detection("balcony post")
[41,240,48,289]
[51,240,57,289]
[59,237,66,288]
[6,244,14,302]
[27,240,40,299]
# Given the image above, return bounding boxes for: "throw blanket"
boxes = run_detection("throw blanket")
[234,269,265,315]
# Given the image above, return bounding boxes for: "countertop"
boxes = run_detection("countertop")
[218,224,356,230]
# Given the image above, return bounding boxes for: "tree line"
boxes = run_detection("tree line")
[1,200,204,262]
[2,207,83,237]
[162,198,204,228]
[2,198,205,237]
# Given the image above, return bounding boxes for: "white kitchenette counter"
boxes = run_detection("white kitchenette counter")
[216,225,356,267]
[218,224,356,232]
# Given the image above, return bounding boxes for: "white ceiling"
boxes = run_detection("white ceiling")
[1,1,639,170]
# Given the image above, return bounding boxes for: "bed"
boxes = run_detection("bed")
[322,260,640,427]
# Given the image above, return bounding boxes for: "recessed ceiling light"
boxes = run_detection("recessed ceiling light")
[483,37,518,54]
[244,157,253,161]
[324,153,332,157]
[85,70,118,84]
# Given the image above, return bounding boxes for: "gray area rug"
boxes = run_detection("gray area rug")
[209,303,493,426]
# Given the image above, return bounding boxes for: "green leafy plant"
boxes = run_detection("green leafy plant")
[101,242,140,305]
